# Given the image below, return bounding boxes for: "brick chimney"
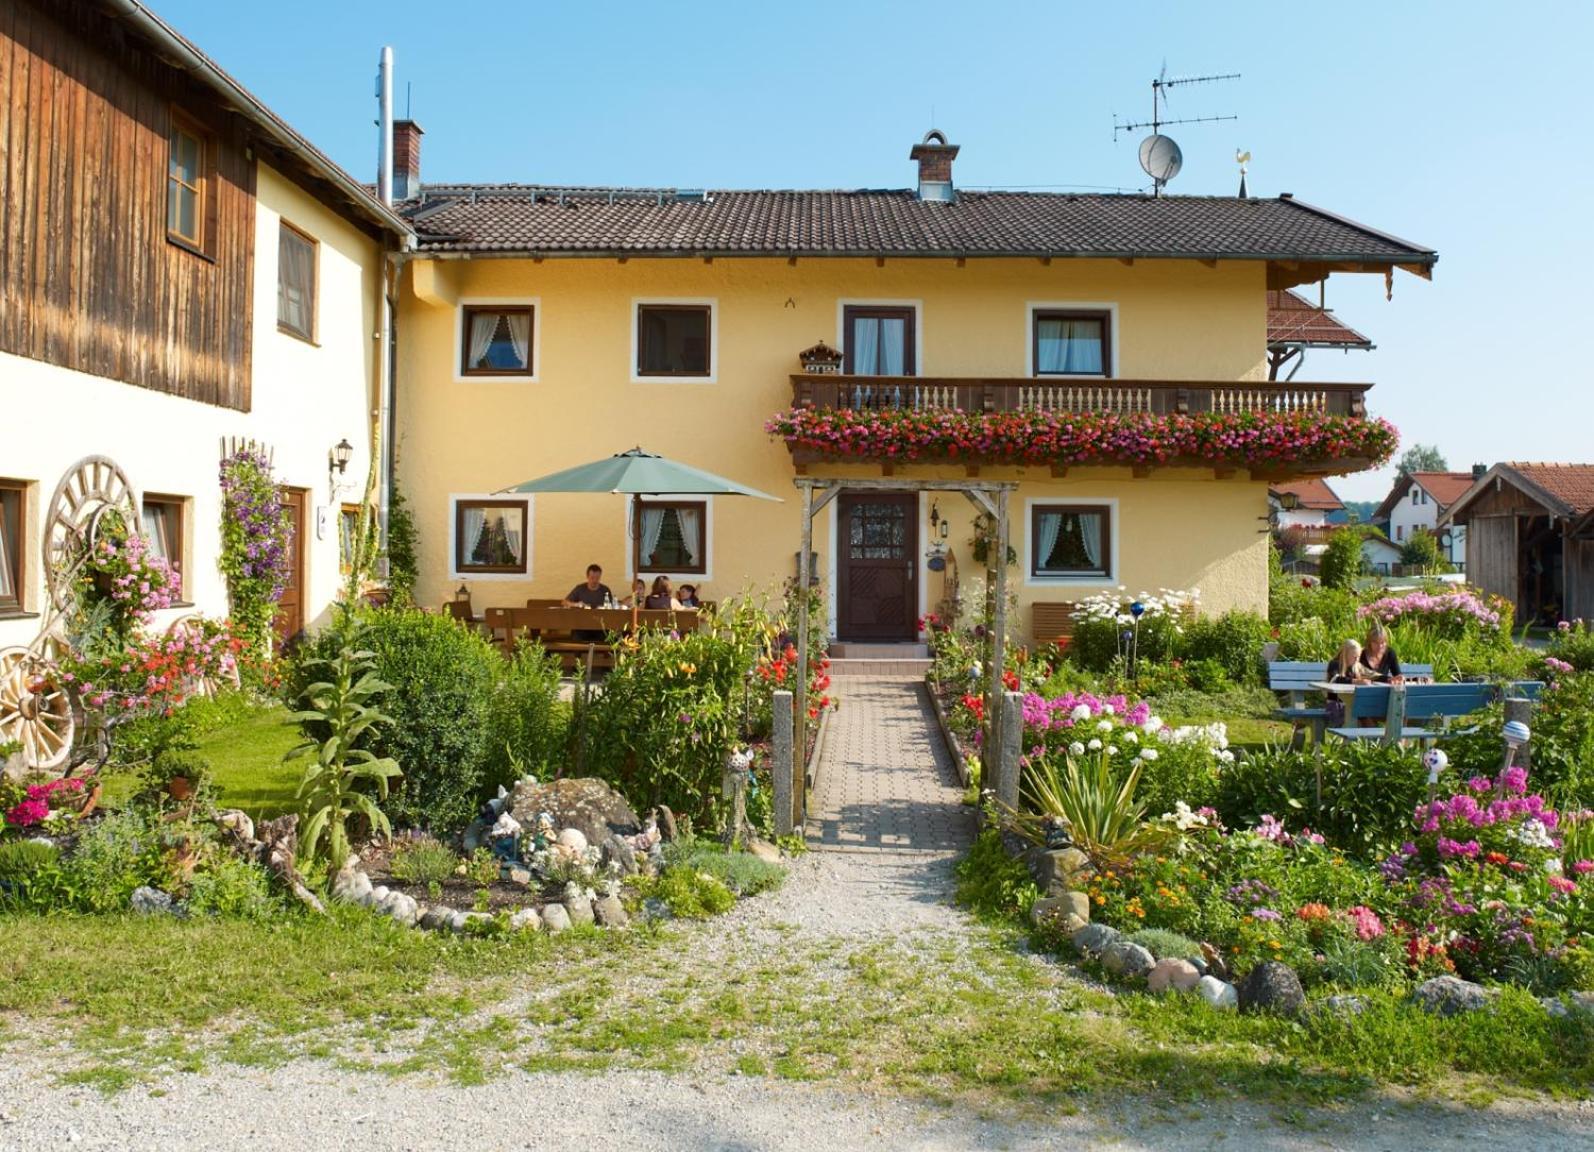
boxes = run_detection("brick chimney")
[909,130,959,202]
[392,119,423,200]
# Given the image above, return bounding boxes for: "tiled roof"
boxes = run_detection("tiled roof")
[1410,472,1476,508]
[1266,290,1372,349]
[1503,463,1594,517]
[399,186,1437,265]
[1271,478,1344,511]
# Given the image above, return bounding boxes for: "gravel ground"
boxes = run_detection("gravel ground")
[2,849,1591,1149]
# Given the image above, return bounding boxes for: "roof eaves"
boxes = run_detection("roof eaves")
[1277,195,1438,265]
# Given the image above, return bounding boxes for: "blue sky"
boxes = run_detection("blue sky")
[161,0,1591,502]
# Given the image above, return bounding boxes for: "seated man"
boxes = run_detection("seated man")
[563,563,612,642]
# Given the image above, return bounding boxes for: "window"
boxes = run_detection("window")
[634,499,706,574]
[1412,488,1421,506]
[0,481,23,612]
[141,495,186,599]
[338,504,362,575]
[454,499,528,574]
[166,112,208,250]
[637,304,711,377]
[1033,310,1109,376]
[843,306,915,375]
[1396,525,1405,541]
[1030,504,1111,579]
[277,221,317,341]
[461,306,534,376]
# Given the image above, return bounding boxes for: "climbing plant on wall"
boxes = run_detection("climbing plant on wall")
[218,446,290,656]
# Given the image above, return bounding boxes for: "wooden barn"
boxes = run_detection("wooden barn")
[1441,463,1594,625]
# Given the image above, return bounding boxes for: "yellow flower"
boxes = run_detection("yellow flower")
[1093,895,1105,906]
[679,661,697,675]
[1268,940,1281,950]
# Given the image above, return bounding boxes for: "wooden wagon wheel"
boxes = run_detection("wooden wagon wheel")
[0,644,78,772]
[165,614,242,699]
[44,455,137,614]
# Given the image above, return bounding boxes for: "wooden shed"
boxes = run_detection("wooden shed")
[1441,463,1594,625]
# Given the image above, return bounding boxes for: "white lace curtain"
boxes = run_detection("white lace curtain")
[461,505,486,563]
[467,313,498,370]
[1036,317,1104,374]
[1035,511,1062,570]
[677,505,701,565]
[0,502,13,598]
[278,232,313,334]
[850,316,907,374]
[1079,512,1101,567]
[1034,509,1103,572]
[639,505,666,566]
[638,502,704,568]
[504,311,530,367]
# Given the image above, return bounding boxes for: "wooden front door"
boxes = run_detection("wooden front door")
[273,487,309,646]
[837,493,917,641]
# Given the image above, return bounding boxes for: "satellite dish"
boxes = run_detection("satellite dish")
[1138,134,1183,185]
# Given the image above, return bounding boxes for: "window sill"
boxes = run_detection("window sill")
[278,324,319,347]
[0,609,40,622]
[166,234,215,263]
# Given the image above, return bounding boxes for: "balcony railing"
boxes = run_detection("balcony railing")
[790,375,1370,418]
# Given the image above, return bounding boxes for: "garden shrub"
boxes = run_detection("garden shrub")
[955,825,1040,922]
[1126,926,1203,961]
[1067,589,1193,673]
[389,835,459,885]
[648,864,736,918]
[1399,528,1449,574]
[482,640,569,793]
[1269,580,1362,641]
[1180,611,1270,685]
[52,809,171,913]
[1135,737,1222,818]
[184,855,279,919]
[288,608,498,834]
[0,840,59,908]
[665,839,785,896]
[1550,619,1594,671]
[1447,671,1594,808]
[1318,528,1366,589]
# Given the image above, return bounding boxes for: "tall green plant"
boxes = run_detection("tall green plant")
[384,480,420,606]
[287,641,403,872]
[1013,750,1162,865]
[1319,528,1366,590]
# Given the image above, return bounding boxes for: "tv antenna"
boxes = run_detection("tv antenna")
[1113,65,1240,196]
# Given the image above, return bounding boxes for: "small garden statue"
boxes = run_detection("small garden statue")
[1043,815,1074,850]
[721,747,756,851]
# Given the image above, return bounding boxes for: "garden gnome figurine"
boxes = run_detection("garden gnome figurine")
[722,748,756,851]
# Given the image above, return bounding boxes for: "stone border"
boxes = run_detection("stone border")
[925,677,971,789]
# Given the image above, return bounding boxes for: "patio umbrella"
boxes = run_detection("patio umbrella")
[500,447,781,625]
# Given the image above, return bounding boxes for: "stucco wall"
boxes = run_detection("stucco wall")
[0,162,380,650]
[395,255,1275,630]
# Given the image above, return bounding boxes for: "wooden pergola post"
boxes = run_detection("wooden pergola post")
[794,483,814,832]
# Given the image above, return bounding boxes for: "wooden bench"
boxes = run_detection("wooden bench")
[1267,661,1434,746]
[1327,682,1492,746]
[1031,602,1078,647]
[483,605,700,671]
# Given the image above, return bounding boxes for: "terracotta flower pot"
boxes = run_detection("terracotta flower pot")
[166,776,193,802]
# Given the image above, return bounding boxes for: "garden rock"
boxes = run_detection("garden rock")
[593,892,629,928]
[419,906,452,931]
[505,866,532,886]
[541,903,572,933]
[1412,976,1498,1017]
[215,809,254,842]
[1196,976,1238,1011]
[446,910,473,933]
[509,907,542,932]
[1070,922,1120,958]
[746,838,781,864]
[1147,958,1201,994]
[640,897,672,923]
[1542,992,1594,1019]
[130,887,174,916]
[1102,941,1156,980]
[601,835,638,876]
[331,859,373,905]
[383,892,420,925]
[1319,995,1369,1019]
[509,777,640,846]
[556,827,589,854]
[564,883,595,926]
[1030,892,1090,930]
[1028,847,1093,894]
[1237,962,1306,1018]
[461,817,486,854]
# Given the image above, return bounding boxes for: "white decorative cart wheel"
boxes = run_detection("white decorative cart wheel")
[165,614,242,699]
[44,455,137,613]
[0,643,78,773]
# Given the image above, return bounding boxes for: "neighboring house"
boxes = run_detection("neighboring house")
[1441,463,1594,625]
[1266,289,1373,381]
[1358,531,1404,576]
[1269,478,1344,529]
[1374,471,1477,568]
[0,0,410,651]
[390,126,1435,641]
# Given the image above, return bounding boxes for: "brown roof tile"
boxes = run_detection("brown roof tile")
[1266,289,1372,349]
[1409,472,1476,508]
[1503,463,1594,517]
[399,186,1437,264]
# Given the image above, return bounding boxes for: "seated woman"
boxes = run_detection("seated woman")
[676,583,701,608]
[1360,621,1403,683]
[1326,639,1364,684]
[619,577,648,607]
[643,575,682,610]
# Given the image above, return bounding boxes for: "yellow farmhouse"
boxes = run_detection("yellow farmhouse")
[391,128,1435,644]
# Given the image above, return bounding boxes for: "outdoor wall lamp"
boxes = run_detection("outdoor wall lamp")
[329,438,354,478]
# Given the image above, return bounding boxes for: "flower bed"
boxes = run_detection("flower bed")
[766,406,1398,469]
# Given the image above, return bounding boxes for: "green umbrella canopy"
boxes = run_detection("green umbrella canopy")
[500,447,781,500]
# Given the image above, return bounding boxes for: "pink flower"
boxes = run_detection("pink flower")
[1572,860,1594,875]
[1346,906,1384,941]
[1548,876,1577,895]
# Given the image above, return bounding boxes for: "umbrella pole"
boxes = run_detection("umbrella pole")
[631,497,640,631]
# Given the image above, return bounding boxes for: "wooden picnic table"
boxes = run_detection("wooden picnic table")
[482,604,701,671]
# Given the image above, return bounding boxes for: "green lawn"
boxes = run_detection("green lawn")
[98,704,303,820]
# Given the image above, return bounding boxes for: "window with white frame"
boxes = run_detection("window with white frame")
[454,498,529,574]
[637,304,711,377]
[1031,504,1111,579]
[141,495,187,599]
[634,499,706,574]
[0,480,24,611]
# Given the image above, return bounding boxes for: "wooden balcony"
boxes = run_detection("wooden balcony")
[790,374,1371,418]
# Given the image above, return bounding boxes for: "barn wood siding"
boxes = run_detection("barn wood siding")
[1566,536,1594,624]
[0,0,254,411]
[1466,515,1519,615]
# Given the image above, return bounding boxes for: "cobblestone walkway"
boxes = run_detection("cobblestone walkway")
[806,674,974,855]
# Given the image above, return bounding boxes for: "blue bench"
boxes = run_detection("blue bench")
[1327,682,1497,746]
[1267,660,1433,747]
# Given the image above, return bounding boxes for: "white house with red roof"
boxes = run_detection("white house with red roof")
[1375,471,1477,568]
